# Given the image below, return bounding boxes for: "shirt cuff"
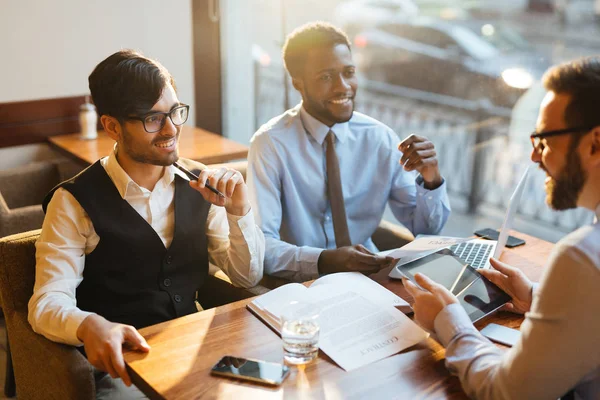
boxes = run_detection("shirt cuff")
[416,175,446,193]
[300,246,324,280]
[226,208,255,237]
[434,303,477,347]
[65,310,95,347]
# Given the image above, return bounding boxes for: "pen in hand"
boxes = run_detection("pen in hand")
[173,162,225,198]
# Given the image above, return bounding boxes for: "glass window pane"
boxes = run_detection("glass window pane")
[220,0,597,242]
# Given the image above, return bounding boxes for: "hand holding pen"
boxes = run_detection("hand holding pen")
[173,162,225,197]
[174,162,251,216]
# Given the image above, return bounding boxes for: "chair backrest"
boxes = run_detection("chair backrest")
[0,162,63,238]
[0,161,60,209]
[0,230,95,399]
[0,230,39,311]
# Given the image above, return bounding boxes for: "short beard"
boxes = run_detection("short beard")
[122,127,178,166]
[545,151,586,211]
[303,91,355,125]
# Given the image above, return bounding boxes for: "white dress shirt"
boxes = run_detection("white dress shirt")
[28,151,265,346]
[433,203,600,400]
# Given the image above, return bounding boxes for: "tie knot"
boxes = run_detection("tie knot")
[326,130,335,145]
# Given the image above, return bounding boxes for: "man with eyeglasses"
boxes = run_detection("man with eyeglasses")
[404,57,600,399]
[28,50,265,398]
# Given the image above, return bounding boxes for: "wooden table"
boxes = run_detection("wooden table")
[124,231,554,400]
[48,126,249,166]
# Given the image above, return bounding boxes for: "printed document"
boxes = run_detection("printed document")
[247,272,428,371]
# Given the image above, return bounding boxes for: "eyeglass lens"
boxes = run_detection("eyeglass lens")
[531,136,544,153]
[144,106,189,132]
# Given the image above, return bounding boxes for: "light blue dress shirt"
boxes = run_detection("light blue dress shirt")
[247,104,451,281]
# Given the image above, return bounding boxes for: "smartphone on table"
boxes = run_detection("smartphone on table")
[210,356,290,386]
[474,228,526,248]
[480,323,521,347]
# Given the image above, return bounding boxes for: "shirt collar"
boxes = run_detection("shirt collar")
[299,104,350,145]
[105,146,185,198]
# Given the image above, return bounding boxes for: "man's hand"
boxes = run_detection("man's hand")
[190,167,250,216]
[318,245,394,275]
[77,314,150,387]
[478,258,534,314]
[398,134,442,189]
[403,273,458,332]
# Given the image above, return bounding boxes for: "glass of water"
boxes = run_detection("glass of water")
[280,301,320,365]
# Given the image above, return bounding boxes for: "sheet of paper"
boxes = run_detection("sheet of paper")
[381,235,471,267]
[250,283,428,371]
[310,272,409,308]
[306,286,428,371]
[251,283,307,318]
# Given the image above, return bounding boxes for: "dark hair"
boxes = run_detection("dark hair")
[282,21,351,79]
[543,57,600,136]
[88,49,176,118]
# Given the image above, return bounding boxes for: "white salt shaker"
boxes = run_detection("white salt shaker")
[79,96,98,140]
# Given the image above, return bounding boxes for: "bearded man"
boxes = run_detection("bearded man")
[405,57,600,399]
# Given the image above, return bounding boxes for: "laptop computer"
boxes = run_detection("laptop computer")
[389,165,531,279]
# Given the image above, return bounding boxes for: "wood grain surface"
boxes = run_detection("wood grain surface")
[124,231,554,400]
[48,126,248,166]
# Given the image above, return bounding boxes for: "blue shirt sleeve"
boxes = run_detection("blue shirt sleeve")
[247,132,322,281]
[387,135,451,235]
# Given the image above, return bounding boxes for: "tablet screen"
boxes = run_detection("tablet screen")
[457,271,511,323]
[396,249,510,322]
[396,248,479,295]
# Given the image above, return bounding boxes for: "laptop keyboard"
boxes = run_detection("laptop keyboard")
[449,242,494,269]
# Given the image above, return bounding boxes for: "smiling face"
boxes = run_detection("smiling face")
[118,83,181,167]
[293,43,357,126]
[532,91,587,210]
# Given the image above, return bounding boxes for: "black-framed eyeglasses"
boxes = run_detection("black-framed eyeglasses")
[530,126,593,154]
[126,104,189,133]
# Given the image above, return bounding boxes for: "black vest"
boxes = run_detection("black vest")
[43,161,210,329]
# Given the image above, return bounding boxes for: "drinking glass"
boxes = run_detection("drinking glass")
[280,301,320,365]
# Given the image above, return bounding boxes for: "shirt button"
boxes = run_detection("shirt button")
[166,256,172,264]
[174,294,182,303]
[163,278,172,287]
[428,196,433,200]
[325,215,331,221]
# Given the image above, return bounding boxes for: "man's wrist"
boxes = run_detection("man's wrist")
[225,203,251,216]
[317,249,333,275]
[76,314,100,342]
[422,173,443,190]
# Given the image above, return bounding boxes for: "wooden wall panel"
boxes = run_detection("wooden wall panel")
[0,96,86,148]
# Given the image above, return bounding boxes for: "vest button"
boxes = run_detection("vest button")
[163,278,172,287]
[166,256,173,264]
[174,294,182,303]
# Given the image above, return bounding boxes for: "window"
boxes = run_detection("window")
[220,0,596,243]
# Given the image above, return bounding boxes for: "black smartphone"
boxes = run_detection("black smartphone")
[210,356,290,386]
[473,228,526,248]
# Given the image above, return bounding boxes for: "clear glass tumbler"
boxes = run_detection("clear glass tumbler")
[280,301,320,365]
